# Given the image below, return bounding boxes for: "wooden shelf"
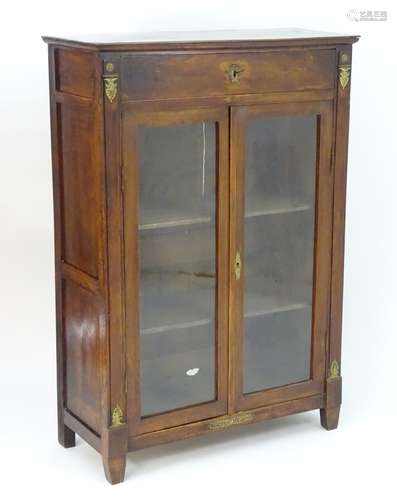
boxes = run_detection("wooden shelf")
[140,277,308,335]
[139,198,312,231]
[245,293,309,319]
[140,278,214,334]
[246,196,312,218]
[139,207,211,231]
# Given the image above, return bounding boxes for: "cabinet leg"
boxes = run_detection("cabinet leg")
[103,455,126,485]
[320,375,342,431]
[320,406,340,430]
[102,424,128,485]
[58,422,76,448]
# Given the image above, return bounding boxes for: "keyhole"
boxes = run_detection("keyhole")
[228,64,242,83]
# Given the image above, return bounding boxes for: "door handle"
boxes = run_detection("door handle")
[235,252,242,280]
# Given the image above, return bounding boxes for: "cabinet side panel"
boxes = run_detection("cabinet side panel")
[49,44,109,443]
[63,280,101,433]
[57,102,100,277]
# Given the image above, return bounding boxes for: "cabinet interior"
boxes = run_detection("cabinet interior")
[136,113,317,413]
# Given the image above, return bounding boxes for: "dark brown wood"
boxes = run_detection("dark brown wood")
[47,42,116,483]
[60,262,99,294]
[122,106,229,435]
[120,50,335,101]
[103,456,126,485]
[101,55,128,437]
[129,394,325,450]
[58,424,76,448]
[44,29,357,483]
[64,409,101,452]
[57,100,100,277]
[322,45,354,428]
[230,100,333,412]
[320,406,340,430]
[102,424,128,484]
[63,280,102,432]
[120,89,335,110]
[42,28,359,52]
[325,377,342,408]
[55,48,96,98]
[48,45,70,450]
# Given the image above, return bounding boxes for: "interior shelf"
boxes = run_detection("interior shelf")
[140,277,308,335]
[139,197,312,231]
[245,294,309,319]
[140,279,213,334]
[246,196,312,218]
[139,207,211,231]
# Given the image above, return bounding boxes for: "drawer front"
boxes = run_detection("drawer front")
[120,50,336,101]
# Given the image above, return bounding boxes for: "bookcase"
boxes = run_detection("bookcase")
[43,28,358,483]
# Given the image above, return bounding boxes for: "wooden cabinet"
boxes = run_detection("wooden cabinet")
[43,28,359,483]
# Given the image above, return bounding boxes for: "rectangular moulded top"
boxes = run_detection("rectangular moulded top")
[42,28,360,52]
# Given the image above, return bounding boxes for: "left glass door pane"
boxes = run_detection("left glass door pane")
[137,121,217,417]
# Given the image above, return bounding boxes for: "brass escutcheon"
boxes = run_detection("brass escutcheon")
[208,411,254,430]
[235,252,242,280]
[228,64,244,83]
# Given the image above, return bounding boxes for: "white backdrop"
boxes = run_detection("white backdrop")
[1,0,396,498]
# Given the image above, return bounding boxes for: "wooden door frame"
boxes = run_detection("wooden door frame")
[122,104,229,436]
[229,100,334,413]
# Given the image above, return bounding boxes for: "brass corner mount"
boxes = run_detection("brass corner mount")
[338,53,351,90]
[111,404,124,427]
[104,76,119,103]
[103,61,119,103]
[328,360,340,381]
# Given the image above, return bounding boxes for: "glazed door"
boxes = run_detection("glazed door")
[123,106,229,434]
[230,101,334,412]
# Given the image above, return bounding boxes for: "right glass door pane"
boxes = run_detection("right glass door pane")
[243,114,317,394]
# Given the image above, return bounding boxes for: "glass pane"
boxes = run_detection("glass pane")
[137,121,217,416]
[243,115,317,394]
